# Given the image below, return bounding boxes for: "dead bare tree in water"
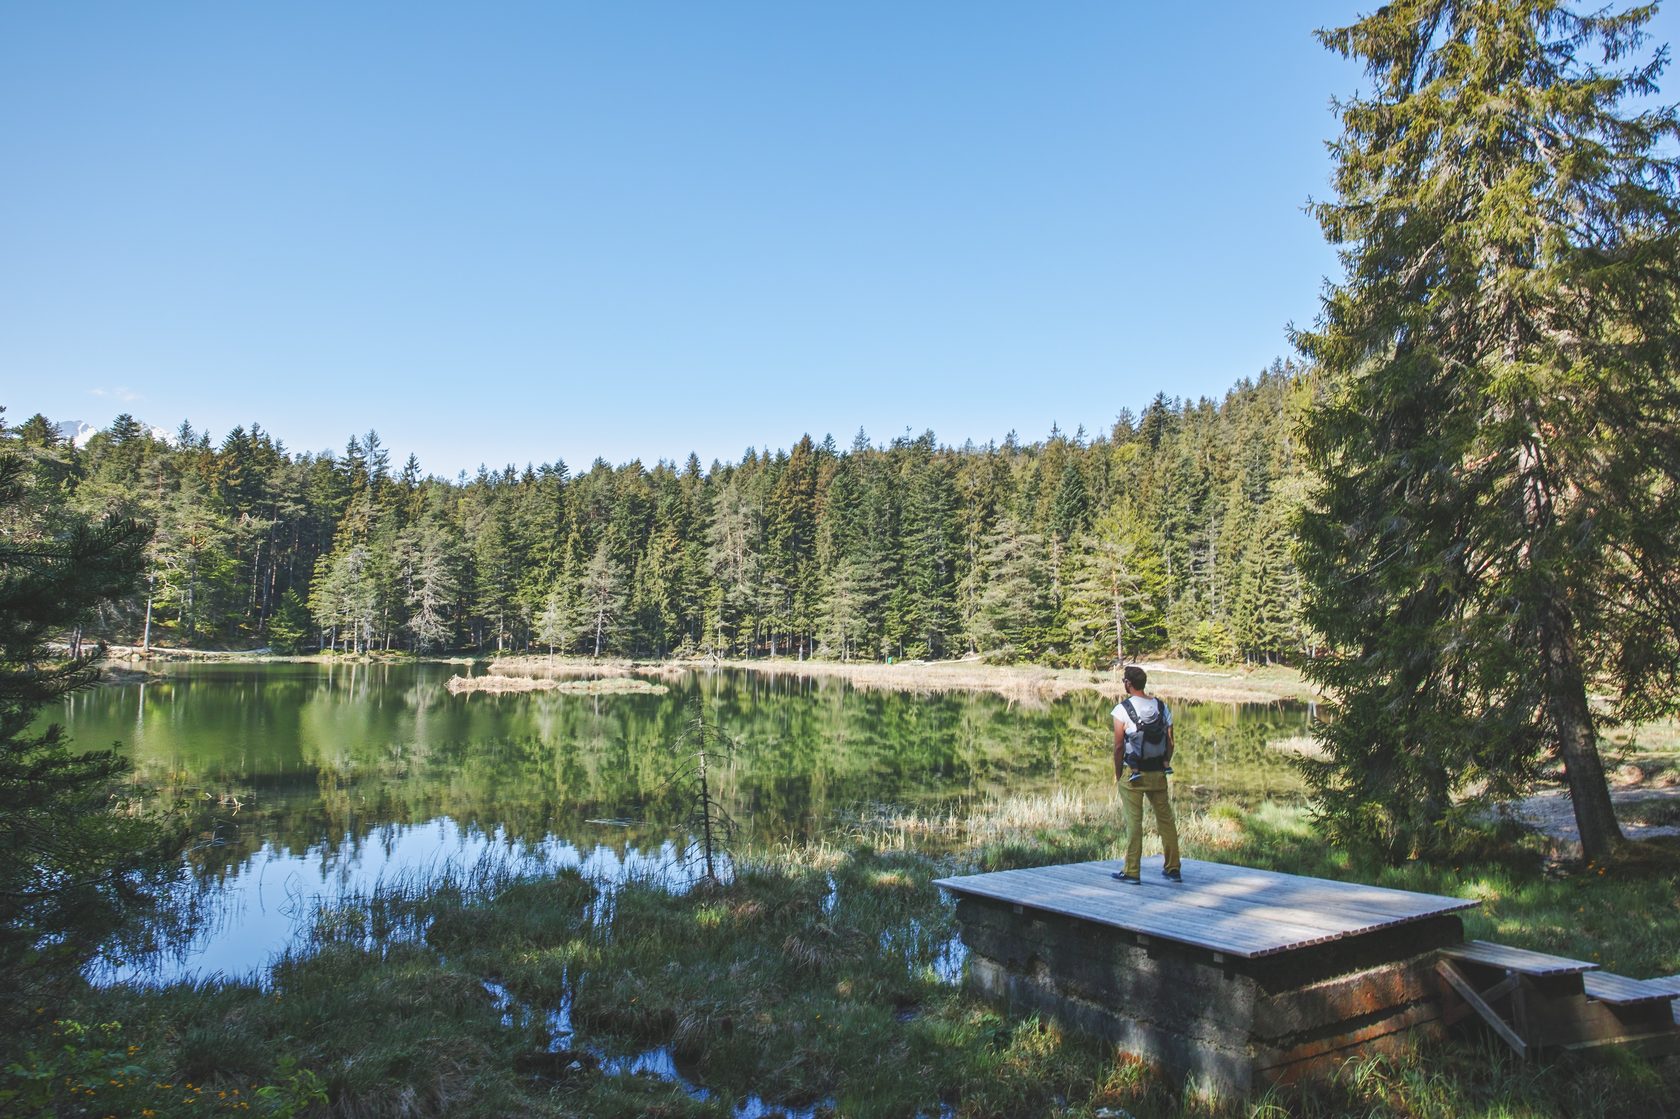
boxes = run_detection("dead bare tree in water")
[669,710,738,887]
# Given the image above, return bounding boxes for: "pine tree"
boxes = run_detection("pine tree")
[1297,0,1680,860]
[1065,502,1168,666]
[968,517,1053,661]
[579,538,625,657]
[893,433,959,659]
[266,588,313,653]
[535,588,570,662]
[405,519,462,652]
[705,477,763,656]
[0,441,166,980]
[149,476,237,646]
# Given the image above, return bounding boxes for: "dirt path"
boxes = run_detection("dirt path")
[1495,786,1680,849]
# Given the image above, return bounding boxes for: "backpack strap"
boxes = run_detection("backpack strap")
[1121,697,1138,727]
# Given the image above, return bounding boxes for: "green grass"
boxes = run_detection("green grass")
[6,799,1678,1118]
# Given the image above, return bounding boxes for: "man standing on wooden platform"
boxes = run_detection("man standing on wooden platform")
[1112,665,1181,884]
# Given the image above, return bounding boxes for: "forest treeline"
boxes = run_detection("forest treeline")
[6,361,1313,666]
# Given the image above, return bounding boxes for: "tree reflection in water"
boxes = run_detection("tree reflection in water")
[54,662,1313,981]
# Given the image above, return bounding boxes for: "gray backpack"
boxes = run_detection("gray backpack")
[1122,698,1170,760]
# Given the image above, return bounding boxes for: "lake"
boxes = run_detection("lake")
[54,661,1314,982]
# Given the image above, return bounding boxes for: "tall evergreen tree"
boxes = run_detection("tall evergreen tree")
[1297,0,1680,860]
[1065,502,1168,666]
[579,538,625,657]
[968,517,1053,660]
[0,433,166,982]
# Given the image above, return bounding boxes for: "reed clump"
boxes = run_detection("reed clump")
[445,674,668,696]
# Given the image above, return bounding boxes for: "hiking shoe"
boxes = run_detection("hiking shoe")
[1126,771,1142,784]
[1111,872,1141,885]
[1162,869,1183,883]
[1162,766,1174,776]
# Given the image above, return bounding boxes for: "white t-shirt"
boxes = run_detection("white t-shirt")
[1112,694,1171,735]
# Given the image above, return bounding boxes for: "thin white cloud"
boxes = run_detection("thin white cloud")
[85,386,144,403]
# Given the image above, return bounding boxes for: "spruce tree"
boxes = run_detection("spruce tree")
[1065,502,1168,666]
[0,438,166,981]
[1297,1,1680,860]
[969,517,1053,660]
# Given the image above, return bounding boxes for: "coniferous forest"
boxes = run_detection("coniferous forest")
[5,359,1314,667]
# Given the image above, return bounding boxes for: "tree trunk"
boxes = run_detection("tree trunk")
[1113,588,1124,665]
[1518,435,1623,860]
[1539,594,1624,860]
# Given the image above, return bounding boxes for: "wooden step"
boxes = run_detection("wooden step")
[1440,940,1598,977]
[1583,971,1680,1006]
[1631,974,1680,1023]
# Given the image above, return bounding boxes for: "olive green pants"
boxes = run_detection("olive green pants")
[1119,772,1180,878]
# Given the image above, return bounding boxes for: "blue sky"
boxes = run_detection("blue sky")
[4,3,1675,477]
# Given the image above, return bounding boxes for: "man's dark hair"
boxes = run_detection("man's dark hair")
[1122,665,1147,692]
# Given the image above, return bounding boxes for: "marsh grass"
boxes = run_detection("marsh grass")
[11,797,1679,1118]
[445,673,668,695]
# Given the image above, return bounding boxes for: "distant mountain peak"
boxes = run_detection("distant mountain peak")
[54,418,174,448]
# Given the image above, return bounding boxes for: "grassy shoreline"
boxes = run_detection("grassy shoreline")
[8,796,1677,1118]
[95,645,1321,705]
[670,656,1320,706]
[488,653,1321,706]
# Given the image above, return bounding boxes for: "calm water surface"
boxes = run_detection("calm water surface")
[55,662,1313,981]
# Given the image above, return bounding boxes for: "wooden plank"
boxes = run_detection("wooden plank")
[966,860,1476,952]
[1129,867,1476,939]
[1154,858,1472,914]
[1511,976,1530,1041]
[943,870,1448,958]
[934,858,1476,959]
[1648,975,1680,1025]
[1583,972,1680,1006]
[1047,859,1463,929]
[1440,940,1597,976]
[1481,972,1523,1006]
[947,865,1326,949]
[1142,858,1481,929]
[1529,991,1680,1049]
[959,892,1281,954]
[940,872,1350,958]
[944,858,1477,928]
[1436,960,1528,1059]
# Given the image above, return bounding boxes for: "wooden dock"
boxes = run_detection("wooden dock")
[935,857,1478,959]
[935,856,1476,1092]
[936,857,1680,1092]
[1437,941,1680,1058]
